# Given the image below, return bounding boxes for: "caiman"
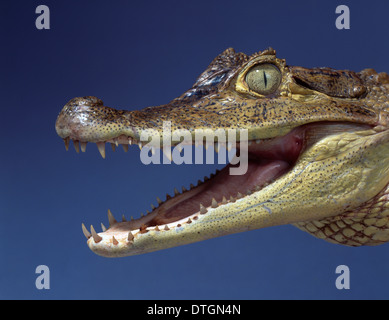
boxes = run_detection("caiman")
[55,47,389,257]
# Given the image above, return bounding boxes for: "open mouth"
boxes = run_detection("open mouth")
[77,121,371,245]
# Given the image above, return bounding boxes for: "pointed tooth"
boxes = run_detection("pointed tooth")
[211,198,218,208]
[114,138,119,147]
[154,225,160,231]
[80,141,87,152]
[157,197,163,205]
[81,223,91,239]
[151,204,156,210]
[112,236,118,245]
[230,195,236,202]
[174,188,180,196]
[130,216,134,221]
[138,142,143,150]
[187,218,192,224]
[101,223,107,232]
[200,203,207,214]
[237,192,243,199]
[110,143,116,152]
[140,212,144,217]
[197,180,202,186]
[128,232,134,242]
[190,183,195,189]
[64,137,70,151]
[96,142,106,159]
[182,186,187,193]
[107,209,117,226]
[73,140,80,153]
[128,137,133,145]
[90,225,102,243]
[122,214,127,222]
[162,148,172,161]
[122,144,129,152]
[166,194,172,200]
[164,225,170,231]
[222,196,227,204]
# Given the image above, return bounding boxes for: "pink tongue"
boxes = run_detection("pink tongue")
[161,159,290,221]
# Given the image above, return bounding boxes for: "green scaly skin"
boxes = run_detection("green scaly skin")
[56,48,389,257]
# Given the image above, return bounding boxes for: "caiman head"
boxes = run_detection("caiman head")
[55,48,389,257]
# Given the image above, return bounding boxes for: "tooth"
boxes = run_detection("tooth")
[182,186,187,193]
[90,225,102,243]
[138,142,143,150]
[73,140,80,153]
[166,194,172,200]
[81,223,91,239]
[113,138,119,147]
[200,203,207,214]
[80,141,87,152]
[140,212,144,217]
[197,180,202,186]
[107,209,117,226]
[164,225,170,231]
[204,176,209,181]
[237,192,243,198]
[139,224,148,233]
[64,137,70,151]
[174,188,180,196]
[211,198,218,208]
[151,204,156,210]
[122,144,129,152]
[222,196,227,204]
[111,143,116,152]
[112,236,118,245]
[97,142,106,159]
[187,218,192,224]
[101,223,107,232]
[157,197,163,205]
[162,148,172,161]
[230,195,236,202]
[128,232,134,241]
[130,216,134,221]
[128,137,133,145]
[154,225,160,231]
[190,183,195,189]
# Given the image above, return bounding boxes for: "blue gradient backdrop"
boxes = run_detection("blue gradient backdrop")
[1,0,389,299]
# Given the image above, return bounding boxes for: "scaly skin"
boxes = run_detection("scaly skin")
[56,48,389,257]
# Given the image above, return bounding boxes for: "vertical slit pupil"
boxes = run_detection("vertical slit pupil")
[263,71,267,88]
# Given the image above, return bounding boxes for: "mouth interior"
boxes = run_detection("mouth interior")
[145,125,306,227]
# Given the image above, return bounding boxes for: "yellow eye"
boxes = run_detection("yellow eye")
[245,64,281,95]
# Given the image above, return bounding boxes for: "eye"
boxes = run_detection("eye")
[245,64,281,95]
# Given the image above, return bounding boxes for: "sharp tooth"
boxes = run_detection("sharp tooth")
[166,194,172,200]
[107,209,117,226]
[182,186,187,193]
[90,225,102,243]
[162,148,172,161]
[237,192,243,199]
[174,188,180,196]
[138,142,143,150]
[80,141,87,152]
[101,223,107,232]
[222,196,227,204]
[164,225,170,231]
[190,183,195,189]
[128,232,134,242]
[154,225,160,231]
[197,179,202,186]
[151,204,156,210]
[64,137,70,151]
[187,218,192,224]
[122,214,127,222]
[128,138,133,145]
[157,197,163,205]
[122,144,129,152]
[114,138,119,147]
[230,195,236,202]
[97,142,106,159]
[73,140,80,153]
[211,198,218,208]
[200,203,207,214]
[111,143,116,152]
[81,223,91,239]
[112,236,118,245]
[204,176,209,181]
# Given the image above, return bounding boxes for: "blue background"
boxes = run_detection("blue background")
[1,0,389,299]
